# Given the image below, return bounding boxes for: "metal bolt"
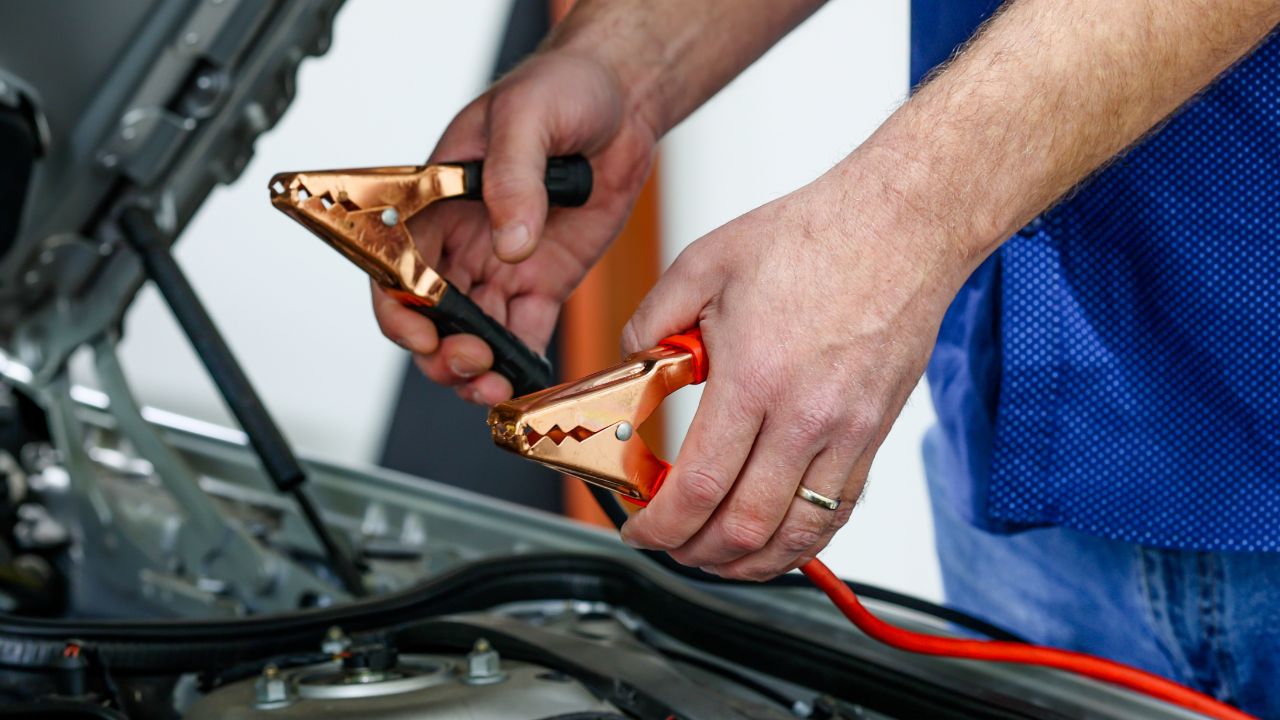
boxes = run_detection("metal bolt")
[614,422,633,442]
[321,626,350,656]
[464,637,506,685]
[255,663,291,707]
[380,208,400,226]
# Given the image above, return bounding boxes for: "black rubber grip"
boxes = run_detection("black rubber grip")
[411,284,552,395]
[458,154,592,207]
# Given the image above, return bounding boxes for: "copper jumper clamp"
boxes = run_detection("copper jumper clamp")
[268,156,592,396]
[488,330,708,505]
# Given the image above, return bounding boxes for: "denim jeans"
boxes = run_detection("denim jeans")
[924,426,1280,718]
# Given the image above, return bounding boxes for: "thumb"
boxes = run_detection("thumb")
[483,102,552,264]
[622,246,716,355]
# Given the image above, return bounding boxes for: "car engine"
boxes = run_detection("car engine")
[0,2,1204,718]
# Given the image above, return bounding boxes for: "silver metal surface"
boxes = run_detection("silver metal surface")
[795,485,839,511]
[0,0,343,389]
[614,421,633,441]
[0,4,1215,716]
[294,656,452,700]
[186,652,617,720]
[463,638,506,686]
[0,0,346,616]
[254,664,292,708]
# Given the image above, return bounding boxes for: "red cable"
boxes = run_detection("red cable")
[800,559,1255,720]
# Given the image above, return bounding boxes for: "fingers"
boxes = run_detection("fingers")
[621,245,714,354]
[620,374,763,552]
[666,409,823,569]
[371,284,438,354]
[411,333,494,386]
[427,95,488,164]
[483,95,552,263]
[706,447,859,581]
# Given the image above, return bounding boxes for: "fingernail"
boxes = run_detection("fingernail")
[449,353,486,378]
[493,223,532,260]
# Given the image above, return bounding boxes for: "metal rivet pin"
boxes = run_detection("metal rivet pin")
[380,208,399,226]
[614,422,633,441]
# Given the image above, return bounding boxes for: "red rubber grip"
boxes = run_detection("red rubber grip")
[622,461,670,507]
[659,329,708,384]
[624,329,704,507]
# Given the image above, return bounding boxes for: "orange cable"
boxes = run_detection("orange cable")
[799,559,1255,720]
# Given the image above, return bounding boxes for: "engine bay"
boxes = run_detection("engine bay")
[0,2,1206,718]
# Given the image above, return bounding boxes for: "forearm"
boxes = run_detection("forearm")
[843,0,1280,274]
[546,0,826,137]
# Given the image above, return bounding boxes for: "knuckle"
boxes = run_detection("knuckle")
[721,519,771,554]
[843,406,878,445]
[786,403,836,448]
[677,464,731,513]
[778,522,824,553]
[486,89,528,125]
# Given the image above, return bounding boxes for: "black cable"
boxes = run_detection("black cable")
[584,485,1026,643]
[118,207,367,598]
[645,641,800,711]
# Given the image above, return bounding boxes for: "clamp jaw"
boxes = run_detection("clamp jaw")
[488,330,707,505]
[268,163,469,305]
[268,156,592,395]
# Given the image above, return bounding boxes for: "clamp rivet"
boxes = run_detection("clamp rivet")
[615,422,633,442]
[380,208,400,226]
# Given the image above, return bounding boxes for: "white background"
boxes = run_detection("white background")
[116,0,940,601]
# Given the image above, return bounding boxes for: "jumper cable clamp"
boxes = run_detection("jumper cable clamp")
[488,330,707,505]
[268,155,592,395]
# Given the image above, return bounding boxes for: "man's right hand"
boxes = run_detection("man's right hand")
[371,49,658,405]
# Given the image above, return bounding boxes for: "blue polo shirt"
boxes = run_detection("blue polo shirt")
[917,2,1280,550]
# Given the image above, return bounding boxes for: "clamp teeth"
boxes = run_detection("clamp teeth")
[525,424,598,447]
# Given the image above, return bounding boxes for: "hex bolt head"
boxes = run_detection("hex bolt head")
[321,626,350,656]
[614,422,634,442]
[254,664,292,707]
[380,208,400,226]
[464,637,506,685]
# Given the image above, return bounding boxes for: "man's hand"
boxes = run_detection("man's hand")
[373,0,825,405]
[617,154,965,580]
[617,0,1280,580]
[371,50,657,404]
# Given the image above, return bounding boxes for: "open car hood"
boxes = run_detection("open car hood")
[0,3,1203,718]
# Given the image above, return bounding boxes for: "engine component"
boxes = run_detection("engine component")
[187,636,619,719]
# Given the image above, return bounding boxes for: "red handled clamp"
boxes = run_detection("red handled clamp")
[487,330,707,505]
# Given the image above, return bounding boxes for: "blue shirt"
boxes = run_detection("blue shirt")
[916,2,1280,551]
